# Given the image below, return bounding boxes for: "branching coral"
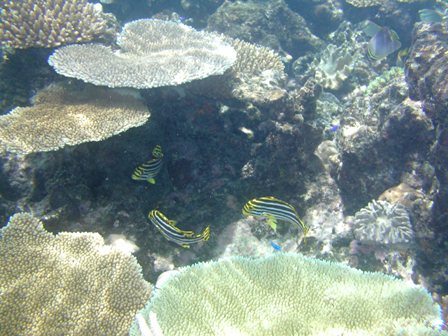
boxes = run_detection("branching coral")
[353,199,414,245]
[0,213,151,336]
[0,0,110,49]
[130,253,444,335]
[48,19,237,89]
[0,83,150,155]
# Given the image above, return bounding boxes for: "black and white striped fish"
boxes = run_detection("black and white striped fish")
[148,210,210,248]
[242,196,308,235]
[132,145,163,184]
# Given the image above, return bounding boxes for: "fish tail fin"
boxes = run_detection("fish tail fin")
[201,226,210,241]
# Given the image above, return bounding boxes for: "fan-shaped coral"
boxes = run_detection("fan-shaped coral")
[0,213,151,336]
[48,19,237,89]
[353,199,414,245]
[0,0,110,49]
[0,83,150,155]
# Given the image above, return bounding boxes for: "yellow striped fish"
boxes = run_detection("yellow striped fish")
[242,196,309,235]
[148,210,210,248]
[132,145,163,184]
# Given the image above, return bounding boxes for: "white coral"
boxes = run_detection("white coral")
[353,199,413,245]
[48,19,237,89]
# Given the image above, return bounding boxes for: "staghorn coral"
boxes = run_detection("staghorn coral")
[0,213,151,336]
[0,83,150,155]
[0,0,111,49]
[130,253,445,336]
[353,199,414,245]
[48,19,237,89]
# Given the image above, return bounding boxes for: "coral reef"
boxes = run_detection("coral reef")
[0,83,150,155]
[188,38,286,104]
[352,199,413,245]
[130,253,445,336]
[345,0,425,7]
[405,20,448,297]
[0,213,151,336]
[292,21,374,92]
[48,19,236,89]
[0,0,112,49]
[207,0,323,58]
[335,67,434,211]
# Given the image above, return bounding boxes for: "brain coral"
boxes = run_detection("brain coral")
[0,83,150,155]
[0,213,151,336]
[0,0,110,49]
[48,19,237,89]
[353,200,414,245]
[130,253,444,336]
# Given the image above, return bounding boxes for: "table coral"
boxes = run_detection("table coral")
[0,83,150,155]
[130,253,445,336]
[0,213,151,336]
[48,19,237,89]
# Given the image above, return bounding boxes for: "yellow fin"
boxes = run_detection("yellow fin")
[147,178,156,184]
[263,213,277,231]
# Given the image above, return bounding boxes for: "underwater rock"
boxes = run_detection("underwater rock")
[405,20,448,298]
[207,0,323,58]
[335,67,434,212]
[406,22,448,120]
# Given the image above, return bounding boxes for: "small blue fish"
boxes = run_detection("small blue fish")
[270,241,282,251]
[368,27,401,60]
[329,124,340,132]
[132,145,163,184]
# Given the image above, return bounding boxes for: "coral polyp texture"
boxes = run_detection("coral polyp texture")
[0,83,150,155]
[353,200,414,245]
[48,19,237,89]
[0,213,151,336]
[0,0,109,49]
[345,0,425,7]
[130,253,444,336]
[189,37,286,103]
